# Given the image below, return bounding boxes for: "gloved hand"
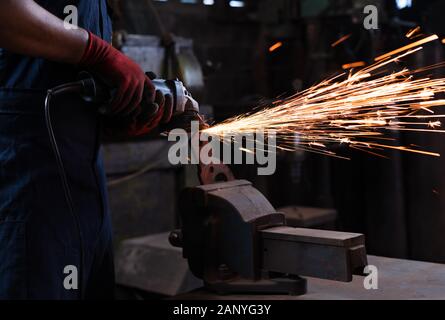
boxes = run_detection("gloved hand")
[78,31,154,115]
[100,87,174,138]
[79,32,173,137]
[127,86,174,136]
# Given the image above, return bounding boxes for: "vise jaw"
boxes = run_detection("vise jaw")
[170,180,367,295]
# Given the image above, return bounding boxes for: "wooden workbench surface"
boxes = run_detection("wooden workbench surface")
[176,255,445,300]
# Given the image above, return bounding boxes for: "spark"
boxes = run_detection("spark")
[203,36,445,159]
[269,42,283,52]
[429,121,441,128]
[331,34,351,48]
[374,34,438,61]
[406,26,420,39]
[239,147,255,154]
[342,61,366,70]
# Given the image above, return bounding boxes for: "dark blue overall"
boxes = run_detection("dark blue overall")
[0,1,114,299]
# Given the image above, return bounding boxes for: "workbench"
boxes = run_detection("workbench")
[175,255,445,300]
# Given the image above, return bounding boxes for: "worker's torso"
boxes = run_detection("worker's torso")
[0,0,112,91]
[0,1,114,299]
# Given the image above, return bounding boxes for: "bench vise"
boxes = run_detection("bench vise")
[170,179,367,295]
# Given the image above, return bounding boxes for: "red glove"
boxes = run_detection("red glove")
[128,90,174,136]
[101,90,173,138]
[78,31,156,116]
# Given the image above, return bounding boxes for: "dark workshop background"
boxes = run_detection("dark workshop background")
[105,0,445,264]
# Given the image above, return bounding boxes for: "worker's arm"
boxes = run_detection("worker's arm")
[0,0,173,120]
[0,0,88,63]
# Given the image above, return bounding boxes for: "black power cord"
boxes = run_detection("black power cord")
[44,80,95,299]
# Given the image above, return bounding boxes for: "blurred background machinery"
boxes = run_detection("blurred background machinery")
[103,0,445,298]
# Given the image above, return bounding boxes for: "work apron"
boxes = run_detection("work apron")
[0,1,114,299]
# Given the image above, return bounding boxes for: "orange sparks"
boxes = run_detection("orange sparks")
[331,34,351,48]
[375,35,438,61]
[342,61,366,70]
[269,42,283,52]
[204,39,445,159]
[406,26,421,39]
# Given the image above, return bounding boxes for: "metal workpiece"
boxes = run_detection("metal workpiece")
[198,161,235,185]
[173,179,368,295]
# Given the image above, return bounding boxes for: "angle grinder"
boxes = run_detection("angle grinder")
[77,71,206,131]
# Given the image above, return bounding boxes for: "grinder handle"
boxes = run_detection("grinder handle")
[78,72,115,114]
[78,72,159,116]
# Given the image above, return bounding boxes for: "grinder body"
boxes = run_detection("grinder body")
[151,79,200,116]
[78,72,202,129]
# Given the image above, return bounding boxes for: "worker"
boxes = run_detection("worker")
[0,0,173,299]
